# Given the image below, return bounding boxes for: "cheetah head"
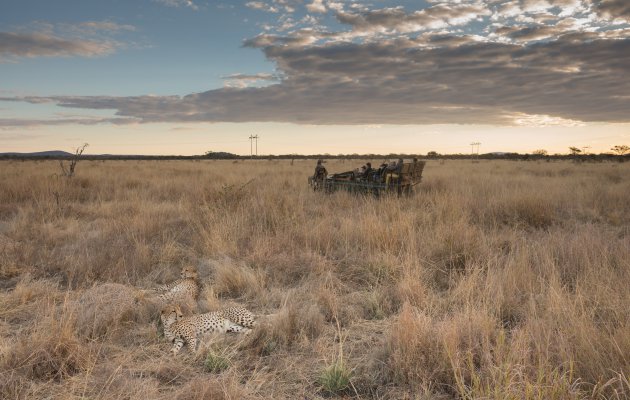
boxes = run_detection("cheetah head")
[180,266,199,280]
[161,304,184,322]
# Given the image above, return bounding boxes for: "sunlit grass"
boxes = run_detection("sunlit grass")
[0,159,628,398]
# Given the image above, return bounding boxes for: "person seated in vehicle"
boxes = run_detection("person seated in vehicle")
[362,162,373,181]
[313,159,327,181]
[375,162,388,182]
[356,165,366,178]
[408,157,419,181]
[385,158,404,185]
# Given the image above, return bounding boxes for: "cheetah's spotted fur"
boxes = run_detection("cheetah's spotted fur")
[219,306,256,329]
[160,305,252,355]
[155,266,200,303]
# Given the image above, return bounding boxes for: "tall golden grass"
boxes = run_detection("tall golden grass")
[0,159,628,399]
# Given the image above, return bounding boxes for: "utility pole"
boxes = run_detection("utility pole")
[470,142,481,159]
[249,134,259,158]
[254,135,259,156]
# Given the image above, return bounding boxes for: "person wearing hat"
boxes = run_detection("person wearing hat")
[313,159,328,183]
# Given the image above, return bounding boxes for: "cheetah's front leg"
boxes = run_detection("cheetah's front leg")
[186,336,198,352]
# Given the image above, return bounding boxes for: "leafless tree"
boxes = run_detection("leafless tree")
[59,143,89,178]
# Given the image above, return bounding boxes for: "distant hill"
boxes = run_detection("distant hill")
[0,150,239,159]
[0,150,74,157]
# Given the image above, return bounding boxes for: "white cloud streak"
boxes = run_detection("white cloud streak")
[246,1,279,12]
[0,32,118,60]
[153,0,199,10]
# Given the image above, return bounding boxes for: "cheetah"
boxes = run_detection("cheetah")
[160,305,251,355]
[219,306,256,329]
[160,304,256,334]
[155,266,201,303]
[160,304,184,333]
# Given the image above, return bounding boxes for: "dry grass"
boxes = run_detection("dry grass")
[0,158,629,399]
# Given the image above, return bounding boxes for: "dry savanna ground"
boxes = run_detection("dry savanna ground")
[0,159,629,399]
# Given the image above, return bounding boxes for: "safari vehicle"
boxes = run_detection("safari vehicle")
[308,160,426,195]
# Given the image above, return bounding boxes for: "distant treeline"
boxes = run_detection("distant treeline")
[1,151,628,162]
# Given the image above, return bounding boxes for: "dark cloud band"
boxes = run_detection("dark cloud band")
[2,0,629,126]
[6,34,628,125]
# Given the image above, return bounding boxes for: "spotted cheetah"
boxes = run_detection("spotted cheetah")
[219,306,256,329]
[155,266,200,303]
[160,304,184,334]
[160,305,250,355]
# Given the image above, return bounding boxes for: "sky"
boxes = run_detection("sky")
[1,0,629,155]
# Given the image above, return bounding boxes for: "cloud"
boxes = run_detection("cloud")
[335,3,491,34]
[0,32,117,60]
[153,0,198,10]
[243,29,323,48]
[591,0,630,21]
[512,113,586,127]
[494,22,571,42]
[75,21,136,33]
[8,32,630,125]
[272,0,301,13]
[0,19,137,62]
[493,0,585,18]
[0,116,137,128]
[246,1,279,12]
[491,0,630,24]
[3,1,630,126]
[221,73,279,88]
[306,0,327,14]
[222,73,277,80]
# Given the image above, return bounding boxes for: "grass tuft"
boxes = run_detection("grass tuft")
[204,350,231,374]
[318,361,352,395]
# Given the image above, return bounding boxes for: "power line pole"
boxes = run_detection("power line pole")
[249,134,259,158]
[470,142,481,159]
[254,135,259,156]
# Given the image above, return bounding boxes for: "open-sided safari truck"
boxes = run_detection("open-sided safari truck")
[309,160,426,195]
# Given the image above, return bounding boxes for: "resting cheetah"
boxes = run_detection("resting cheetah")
[160,304,184,332]
[156,266,200,303]
[160,305,251,355]
[219,306,256,329]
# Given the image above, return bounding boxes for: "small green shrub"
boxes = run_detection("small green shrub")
[262,339,277,356]
[318,361,352,395]
[204,351,230,374]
